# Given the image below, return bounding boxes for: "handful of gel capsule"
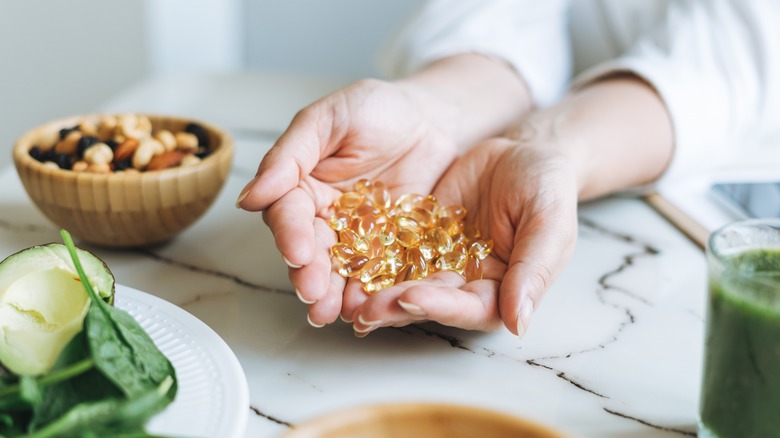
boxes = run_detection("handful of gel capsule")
[329,179,493,294]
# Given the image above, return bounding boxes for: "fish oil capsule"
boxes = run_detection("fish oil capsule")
[419,240,437,260]
[366,236,384,259]
[438,216,462,236]
[425,228,453,255]
[328,211,350,231]
[395,263,415,283]
[409,207,436,229]
[331,243,357,261]
[469,239,493,260]
[384,241,403,260]
[397,229,421,248]
[339,228,361,247]
[338,255,369,277]
[463,222,480,241]
[465,255,483,282]
[364,275,395,294]
[378,222,397,246]
[355,199,382,217]
[355,178,372,193]
[395,216,423,235]
[370,180,392,210]
[404,248,428,275]
[353,237,370,253]
[438,205,467,221]
[395,193,424,213]
[435,251,467,272]
[336,191,364,210]
[357,214,377,237]
[359,257,385,283]
[418,195,438,213]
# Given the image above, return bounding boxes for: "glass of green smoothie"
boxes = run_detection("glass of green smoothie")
[701,219,780,437]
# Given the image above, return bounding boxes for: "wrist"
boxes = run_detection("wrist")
[395,53,533,150]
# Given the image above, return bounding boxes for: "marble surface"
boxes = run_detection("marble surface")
[0,73,713,437]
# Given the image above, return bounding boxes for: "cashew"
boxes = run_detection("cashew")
[42,161,60,170]
[132,139,157,169]
[83,143,114,165]
[155,130,177,152]
[175,132,199,152]
[79,120,99,137]
[98,115,117,140]
[117,114,151,140]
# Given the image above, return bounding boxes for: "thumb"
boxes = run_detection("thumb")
[237,106,333,211]
[499,205,577,338]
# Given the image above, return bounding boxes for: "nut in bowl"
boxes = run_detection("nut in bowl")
[13,114,233,248]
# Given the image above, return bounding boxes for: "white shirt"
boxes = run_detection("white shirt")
[380,0,780,181]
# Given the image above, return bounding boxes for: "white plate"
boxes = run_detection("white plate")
[115,284,249,438]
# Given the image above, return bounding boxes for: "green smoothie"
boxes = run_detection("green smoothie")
[701,249,780,437]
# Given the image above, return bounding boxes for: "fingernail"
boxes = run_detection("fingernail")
[307,313,325,328]
[357,314,382,326]
[340,314,353,323]
[283,256,302,269]
[296,288,316,305]
[354,330,369,338]
[235,177,257,209]
[516,298,534,338]
[397,299,427,317]
[353,323,377,334]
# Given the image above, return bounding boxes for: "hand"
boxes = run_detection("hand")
[236,79,459,325]
[349,137,579,337]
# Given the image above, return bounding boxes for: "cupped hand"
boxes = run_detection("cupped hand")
[349,137,580,337]
[236,79,458,326]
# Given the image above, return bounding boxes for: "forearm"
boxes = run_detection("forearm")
[396,53,533,151]
[517,75,675,200]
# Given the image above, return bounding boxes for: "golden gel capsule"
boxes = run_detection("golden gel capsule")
[378,222,397,246]
[328,211,350,231]
[395,193,424,213]
[435,251,467,272]
[397,229,421,248]
[359,257,384,283]
[357,214,377,237]
[405,247,428,276]
[439,205,467,221]
[469,239,493,260]
[465,255,483,282]
[438,216,462,236]
[364,274,395,294]
[370,180,392,210]
[339,228,360,247]
[419,240,437,260]
[331,243,357,261]
[409,207,436,229]
[339,255,369,277]
[336,191,364,210]
[425,227,453,255]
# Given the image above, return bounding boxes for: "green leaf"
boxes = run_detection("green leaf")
[22,376,173,438]
[60,230,177,402]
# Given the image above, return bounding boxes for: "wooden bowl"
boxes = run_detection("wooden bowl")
[281,403,569,438]
[13,114,233,247]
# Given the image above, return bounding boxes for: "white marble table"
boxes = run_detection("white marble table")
[0,73,713,437]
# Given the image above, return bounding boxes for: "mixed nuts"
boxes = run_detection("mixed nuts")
[28,114,212,173]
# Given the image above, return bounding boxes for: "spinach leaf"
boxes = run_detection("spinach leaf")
[22,376,173,438]
[28,332,120,430]
[60,230,177,403]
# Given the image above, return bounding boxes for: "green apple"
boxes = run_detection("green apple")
[0,244,114,376]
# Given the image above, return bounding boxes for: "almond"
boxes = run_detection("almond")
[113,138,139,163]
[146,150,185,171]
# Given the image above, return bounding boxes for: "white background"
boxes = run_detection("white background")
[0,0,419,171]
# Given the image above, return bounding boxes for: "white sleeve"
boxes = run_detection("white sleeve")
[378,0,572,108]
[573,0,780,180]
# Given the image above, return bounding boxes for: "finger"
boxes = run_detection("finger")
[263,187,317,268]
[238,106,331,211]
[307,269,347,327]
[290,218,337,304]
[353,271,501,333]
[340,277,370,323]
[499,204,578,338]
